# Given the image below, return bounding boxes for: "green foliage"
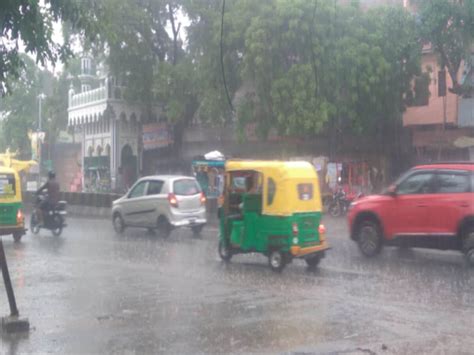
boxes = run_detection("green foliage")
[0,56,52,158]
[0,0,100,96]
[187,1,421,141]
[417,0,474,95]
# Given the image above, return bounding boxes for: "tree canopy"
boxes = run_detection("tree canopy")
[416,0,474,95]
[0,0,99,95]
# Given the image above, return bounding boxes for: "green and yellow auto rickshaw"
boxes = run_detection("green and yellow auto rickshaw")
[218,160,329,272]
[0,166,26,242]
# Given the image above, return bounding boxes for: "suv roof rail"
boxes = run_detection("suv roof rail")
[417,161,474,165]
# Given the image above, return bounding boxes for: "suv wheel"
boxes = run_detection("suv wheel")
[357,220,383,257]
[462,226,474,267]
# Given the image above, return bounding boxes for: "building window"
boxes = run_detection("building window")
[81,84,91,92]
[81,57,91,75]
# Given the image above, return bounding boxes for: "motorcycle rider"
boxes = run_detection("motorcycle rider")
[36,171,60,225]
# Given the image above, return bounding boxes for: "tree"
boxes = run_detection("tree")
[0,0,100,96]
[0,55,53,158]
[187,1,421,151]
[417,0,474,95]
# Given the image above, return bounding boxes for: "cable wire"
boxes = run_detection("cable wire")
[220,0,234,113]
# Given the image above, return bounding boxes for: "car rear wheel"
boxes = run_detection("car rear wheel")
[156,217,171,238]
[113,213,125,234]
[462,227,474,267]
[268,250,286,272]
[191,224,204,236]
[357,220,383,257]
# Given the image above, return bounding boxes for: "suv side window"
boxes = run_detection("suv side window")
[147,180,164,195]
[397,172,434,195]
[435,171,470,194]
[128,181,147,198]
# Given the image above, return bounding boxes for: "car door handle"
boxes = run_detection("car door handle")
[416,204,427,207]
[458,202,469,208]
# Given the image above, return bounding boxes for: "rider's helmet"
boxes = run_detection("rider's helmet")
[48,171,56,179]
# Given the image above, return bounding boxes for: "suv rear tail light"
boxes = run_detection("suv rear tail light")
[168,193,178,208]
[292,222,299,236]
[200,192,206,205]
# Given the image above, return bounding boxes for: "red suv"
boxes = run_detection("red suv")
[348,163,474,265]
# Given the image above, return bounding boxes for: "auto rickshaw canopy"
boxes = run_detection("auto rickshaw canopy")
[225,160,322,216]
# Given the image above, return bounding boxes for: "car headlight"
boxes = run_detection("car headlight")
[292,237,299,245]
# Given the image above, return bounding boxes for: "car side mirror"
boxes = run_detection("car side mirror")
[387,185,397,197]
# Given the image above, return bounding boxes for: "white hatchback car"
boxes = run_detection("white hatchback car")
[112,175,207,236]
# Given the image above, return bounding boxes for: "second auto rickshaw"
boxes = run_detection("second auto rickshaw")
[0,167,26,242]
[218,160,329,272]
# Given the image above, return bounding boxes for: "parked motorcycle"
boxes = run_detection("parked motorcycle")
[30,193,67,236]
[328,189,364,217]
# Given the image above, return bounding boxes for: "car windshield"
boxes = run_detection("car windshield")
[173,179,201,196]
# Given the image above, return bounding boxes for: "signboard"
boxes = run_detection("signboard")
[57,130,74,144]
[28,131,46,161]
[142,123,173,150]
[26,181,38,192]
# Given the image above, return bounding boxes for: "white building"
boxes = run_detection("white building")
[67,56,161,192]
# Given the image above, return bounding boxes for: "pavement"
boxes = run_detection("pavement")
[0,215,473,354]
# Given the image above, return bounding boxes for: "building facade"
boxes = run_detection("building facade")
[67,57,161,192]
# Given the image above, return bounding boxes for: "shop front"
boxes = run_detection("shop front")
[84,156,111,193]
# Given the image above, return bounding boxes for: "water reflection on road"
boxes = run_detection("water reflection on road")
[0,215,473,354]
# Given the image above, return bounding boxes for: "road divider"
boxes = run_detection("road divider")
[22,191,219,222]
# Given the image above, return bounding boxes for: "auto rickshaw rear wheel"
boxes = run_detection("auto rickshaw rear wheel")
[305,254,322,269]
[218,239,232,262]
[13,233,22,243]
[268,250,286,272]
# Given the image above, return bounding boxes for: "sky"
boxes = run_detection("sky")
[40,7,190,76]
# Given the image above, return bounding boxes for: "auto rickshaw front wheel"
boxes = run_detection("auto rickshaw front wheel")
[218,239,232,262]
[268,250,286,272]
[13,233,22,243]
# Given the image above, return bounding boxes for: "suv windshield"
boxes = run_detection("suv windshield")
[173,179,201,196]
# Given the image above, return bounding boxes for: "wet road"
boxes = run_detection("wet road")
[1,215,473,354]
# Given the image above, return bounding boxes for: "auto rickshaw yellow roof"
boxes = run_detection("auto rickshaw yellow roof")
[225,160,317,179]
[0,166,18,175]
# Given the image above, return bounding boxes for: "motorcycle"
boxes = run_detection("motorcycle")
[328,189,364,217]
[30,193,67,236]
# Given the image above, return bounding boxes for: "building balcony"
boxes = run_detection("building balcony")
[69,85,126,110]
